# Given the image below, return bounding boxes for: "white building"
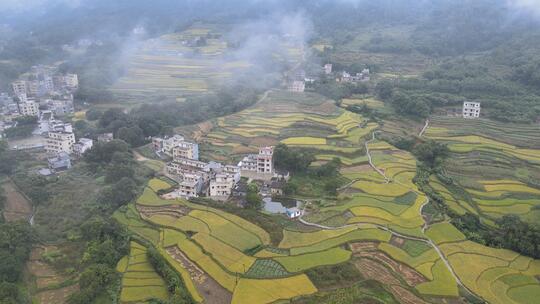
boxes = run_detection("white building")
[463,102,481,119]
[209,173,236,198]
[97,133,114,143]
[12,81,27,97]
[45,123,75,154]
[239,146,274,180]
[172,141,199,161]
[73,138,93,156]
[324,63,333,75]
[177,180,201,198]
[64,74,79,89]
[18,100,39,117]
[288,81,305,93]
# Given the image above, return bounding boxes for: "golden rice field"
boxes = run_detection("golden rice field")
[110,25,250,101]
[189,90,378,166]
[118,242,169,303]
[424,116,540,223]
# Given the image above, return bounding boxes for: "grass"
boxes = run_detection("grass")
[137,187,176,206]
[274,247,352,273]
[148,178,172,192]
[231,275,317,304]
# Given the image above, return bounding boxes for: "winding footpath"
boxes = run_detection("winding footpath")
[300,129,484,302]
[419,119,430,137]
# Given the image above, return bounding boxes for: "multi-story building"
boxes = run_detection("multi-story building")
[239,146,274,180]
[172,141,199,161]
[12,81,27,97]
[288,80,305,93]
[18,100,39,117]
[45,123,75,154]
[178,180,200,198]
[27,80,39,96]
[64,74,79,89]
[49,98,74,116]
[257,146,273,174]
[209,173,236,197]
[73,138,93,156]
[463,102,481,118]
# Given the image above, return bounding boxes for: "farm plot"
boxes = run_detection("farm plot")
[111,25,251,101]
[184,90,375,164]
[118,242,169,303]
[440,239,540,304]
[424,116,540,224]
[1,180,32,222]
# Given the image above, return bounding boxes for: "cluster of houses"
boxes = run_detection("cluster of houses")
[155,134,299,217]
[0,65,78,137]
[38,121,94,175]
[286,63,371,93]
[0,65,102,174]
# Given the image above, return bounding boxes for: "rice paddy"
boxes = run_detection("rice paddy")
[424,116,540,223]
[113,93,540,303]
[111,24,251,102]
[118,242,169,303]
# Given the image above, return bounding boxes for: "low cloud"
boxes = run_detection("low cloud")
[507,0,540,16]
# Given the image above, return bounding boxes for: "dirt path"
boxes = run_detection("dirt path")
[419,119,430,137]
[2,180,33,222]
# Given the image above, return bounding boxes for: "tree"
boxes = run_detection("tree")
[273,144,315,173]
[245,184,262,210]
[117,126,145,147]
[413,140,449,168]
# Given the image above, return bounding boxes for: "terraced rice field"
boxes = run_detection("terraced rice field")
[111,25,251,101]
[184,90,377,164]
[114,104,540,303]
[424,116,540,224]
[118,242,169,303]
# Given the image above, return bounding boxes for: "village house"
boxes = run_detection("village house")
[270,178,286,196]
[339,68,370,83]
[239,146,275,180]
[172,141,199,161]
[324,63,333,75]
[47,152,72,171]
[11,80,27,97]
[286,207,303,219]
[209,173,236,198]
[288,80,305,93]
[97,133,114,143]
[45,123,75,154]
[17,100,40,117]
[153,134,199,159]
[73,138,93,157]
[463,101,481,118]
